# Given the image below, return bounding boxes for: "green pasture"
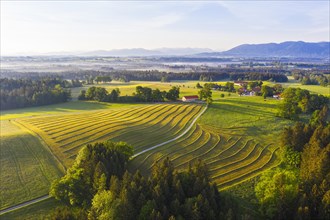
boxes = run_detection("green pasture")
[199,96,293,143]
[0,120,63,210]
[282,83,329,96]
[0,101,143,121]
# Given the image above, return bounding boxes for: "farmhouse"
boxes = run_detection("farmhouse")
[182,95,199,102]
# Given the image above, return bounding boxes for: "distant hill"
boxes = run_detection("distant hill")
[199,41,330,58]
[78,48,162,56]
[78,48,213,56]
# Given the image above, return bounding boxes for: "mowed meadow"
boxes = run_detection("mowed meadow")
[2,79,315,215]
[15,103,205,167]
[131,96,292,189]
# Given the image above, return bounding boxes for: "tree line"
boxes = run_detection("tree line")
[2,67,289,83]
[292,70,329,86]
[50,141,246,220]
[78,86,180,103]
[277,87,329,120]
[0,78,74,110]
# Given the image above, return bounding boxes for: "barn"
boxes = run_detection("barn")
[182,95,199,102]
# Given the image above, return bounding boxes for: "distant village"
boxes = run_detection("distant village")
[182,81,284,102]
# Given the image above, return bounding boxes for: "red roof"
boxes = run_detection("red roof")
[183,95,199,99]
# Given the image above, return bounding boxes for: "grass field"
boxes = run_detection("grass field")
[282,83,330,96]
[0,101,144,121]
[274,76,330,96]
[0,120,63,210]
[130,96,292,189]
[1,80,304,217]
[15,103,204,167]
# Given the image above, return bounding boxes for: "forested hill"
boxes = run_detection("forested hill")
[199,41,330,58]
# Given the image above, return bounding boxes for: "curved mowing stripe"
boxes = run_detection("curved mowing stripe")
[132,124,199,169]
[170,131,212,163]
[134,124,201,166]
[132,105,208,158]
[53,104,171,143]
[110,104,193,147]
[204,137,243,163]
[217,148,280,189]
[207,139,254,168]
[61,104,205,160]
[30,104,156,130]
[174,133,221,168]
[208,142,259,172]
[211,145,276,181]
[146,126,205,170]
[131,105,202,151]
[42,104,164,136]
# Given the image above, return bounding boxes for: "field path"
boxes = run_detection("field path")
[0,195,49,215]
[133,104,208,157]
[0,104,208,215]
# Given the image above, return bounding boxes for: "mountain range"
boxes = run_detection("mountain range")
[198,41,329,58]
[78,42,330,58]
[17,41,330,58]
[44,48,214,57]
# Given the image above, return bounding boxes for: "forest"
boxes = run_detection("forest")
[0,78,76,110]
[50,141,242,220]
[1,68,289,83]
[256,105,330,219]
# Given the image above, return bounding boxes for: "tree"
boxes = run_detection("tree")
[136,86,152,102]
[198,87,212,104]
[225,82,235,92]
[108,89,120,102]
[78,90,86,100]
[85,87,96,100]
[309,105,329,127]
[196,83,203,89]
[255,168,299,219]
[166,86,180,101]
[94,87,108,102]
[89,190,120,220]
[152,89,165,102]
[50,141,133,208]
[261,85,273,98]
[161,76,170,83]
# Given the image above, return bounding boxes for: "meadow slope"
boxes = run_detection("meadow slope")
[15,103,204,168]
[0,121,63,210]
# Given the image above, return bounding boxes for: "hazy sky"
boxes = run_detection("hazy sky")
[1,1,329,55]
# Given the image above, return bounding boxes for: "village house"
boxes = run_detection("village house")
[182,95,199,102]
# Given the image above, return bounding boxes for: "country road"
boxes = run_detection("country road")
[0,104,208,215]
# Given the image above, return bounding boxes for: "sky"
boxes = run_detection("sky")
[1,1,329,55]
